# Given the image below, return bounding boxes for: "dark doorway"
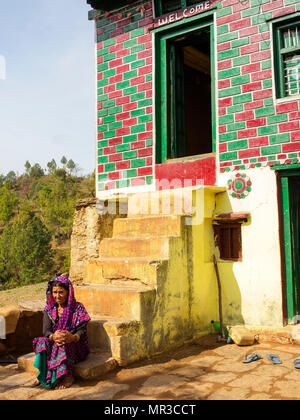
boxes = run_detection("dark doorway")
[168,28,212,159]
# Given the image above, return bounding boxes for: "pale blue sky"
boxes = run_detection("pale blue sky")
[0,0,95,176]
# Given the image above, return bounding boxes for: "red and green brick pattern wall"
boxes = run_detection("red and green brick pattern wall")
[95,1,154,192]
[216,0,300,173]
[92,0,300,192]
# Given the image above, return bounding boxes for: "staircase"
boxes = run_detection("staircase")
[19,188,211,380]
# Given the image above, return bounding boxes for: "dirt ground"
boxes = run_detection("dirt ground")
[0,283,47,308]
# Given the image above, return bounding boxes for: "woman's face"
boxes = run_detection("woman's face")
[52,286,68,306]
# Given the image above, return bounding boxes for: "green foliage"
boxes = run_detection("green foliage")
[0,158,95,290]
[39,179,76,240]
[29,163,44,178]
[62,248,71,274]
[0,212,54,289]
[47,159,57,174]
[5,171,17,188]
[0,185,18,223]
[61,156,67,168]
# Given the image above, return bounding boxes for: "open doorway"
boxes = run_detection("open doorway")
[168,27,213,159]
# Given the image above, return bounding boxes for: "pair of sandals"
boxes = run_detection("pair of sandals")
[243,353,300,368]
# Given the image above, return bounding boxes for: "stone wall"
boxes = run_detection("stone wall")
[0,303,43,356]
[69,198,127,284]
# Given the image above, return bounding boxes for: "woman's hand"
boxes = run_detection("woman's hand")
[52,330,77,346]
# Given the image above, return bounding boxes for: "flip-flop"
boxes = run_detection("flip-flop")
[294,359,300,369]
[242,353,262,363]
[266,354,282,364]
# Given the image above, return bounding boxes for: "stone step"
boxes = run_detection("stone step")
[18,351,117,381]
[74,284,156,320]
[113,215,182,238]
[99,236,170,259]
[127,188,194,217]
[87,315,140,351]
[86,257,167,287]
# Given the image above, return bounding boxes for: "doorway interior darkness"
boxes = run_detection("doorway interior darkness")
[154,15,215,164]
[168,27,212,159]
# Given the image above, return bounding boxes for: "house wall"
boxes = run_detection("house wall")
[216,0,300,174]
[92,0,300,197]
[89,0,300,328]
[94,1,155,195]
[216,168,284,326]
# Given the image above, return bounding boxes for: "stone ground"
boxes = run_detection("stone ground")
[1,336,300,400]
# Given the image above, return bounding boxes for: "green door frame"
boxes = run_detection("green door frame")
[153,11,216,164]
[277,168,300,323]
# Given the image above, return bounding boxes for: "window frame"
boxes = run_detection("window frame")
[213,221,243,262]
[153,12,216,164]
[273,16,300,99]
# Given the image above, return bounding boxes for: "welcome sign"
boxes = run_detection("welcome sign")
[154,1,215,28]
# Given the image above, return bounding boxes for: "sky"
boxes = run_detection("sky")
[0,0,95,176]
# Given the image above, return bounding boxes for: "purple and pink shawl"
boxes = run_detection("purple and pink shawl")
[33,276,90,388]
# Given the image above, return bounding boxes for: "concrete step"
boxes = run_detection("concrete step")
[86,257,167,287]
[99,236,170,259]
[127,188,194,217]
[87,315,140,351]
[74,284,156,320]
[113,215,182,238]
[18,351,117,381]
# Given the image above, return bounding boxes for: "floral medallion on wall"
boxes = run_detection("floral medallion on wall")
[227,173,252,199]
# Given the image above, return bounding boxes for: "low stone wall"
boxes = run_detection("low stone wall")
[69,198,127,284]
[0,302,43,356]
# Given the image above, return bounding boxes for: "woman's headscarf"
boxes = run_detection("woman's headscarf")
[45,276,90,333]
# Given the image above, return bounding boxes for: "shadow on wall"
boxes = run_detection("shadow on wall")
[214,191,249,328]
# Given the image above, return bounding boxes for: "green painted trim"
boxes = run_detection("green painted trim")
[271,164,300,171]
[281,177,295,321]
[154,12,215,163]
[279,168,300,322]
[266,11,300,23]
[273,16,300,99]
[210,22,216,153]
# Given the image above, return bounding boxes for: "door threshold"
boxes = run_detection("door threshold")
[165,152,215,164]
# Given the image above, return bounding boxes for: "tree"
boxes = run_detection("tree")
[0,185,18,223]
[47,159,57,174]
[66,159,76,175]
[29,163,44,178]
[5,171,17,188]
[0,212,54,288]
[54,168,67,180]
[61,156,67,168]
[39,180,76,240]
[24,161,31,176]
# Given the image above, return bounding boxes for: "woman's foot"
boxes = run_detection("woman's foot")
[55,375,74,390]
[32,378,40,387]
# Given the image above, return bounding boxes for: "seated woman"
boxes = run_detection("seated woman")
[32,276,90,390]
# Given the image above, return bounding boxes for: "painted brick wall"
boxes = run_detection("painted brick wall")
[216,0,300,173]
[95,1,154,192]
[92,0,300,193]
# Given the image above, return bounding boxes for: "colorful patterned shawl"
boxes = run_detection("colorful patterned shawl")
[45,276,90,334]
[33,276,90,388]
